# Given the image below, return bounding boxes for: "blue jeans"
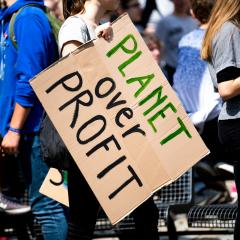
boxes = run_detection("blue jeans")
[19,134,67,240]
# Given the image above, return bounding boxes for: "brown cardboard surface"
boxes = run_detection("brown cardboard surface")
[39,168,69,206]
[31,14,209,224]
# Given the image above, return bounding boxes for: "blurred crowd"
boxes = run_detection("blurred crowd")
[0,0,239,239]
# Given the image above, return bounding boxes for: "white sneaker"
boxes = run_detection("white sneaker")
[0,192,31,215]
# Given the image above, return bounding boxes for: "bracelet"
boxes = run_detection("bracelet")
[9,127,23,134]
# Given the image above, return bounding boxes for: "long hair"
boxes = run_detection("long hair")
[62,0,86,19]
[201,0,240,61]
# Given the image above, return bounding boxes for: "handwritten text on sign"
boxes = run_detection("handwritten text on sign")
[44,33,192,201]
[106,34,192,145]
[32,14,209,224]
[46,72,146,200]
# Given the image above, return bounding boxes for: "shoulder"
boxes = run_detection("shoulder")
[13,5,52,39]
[60,16,87,32]
[221,21,239,33]
[156,15,174,35]
[158,15,174,25]
[58,16,90,53]
[212,21,240,72]
[215,21,240,43]
[213,21,240,55]
[16,5,46,20]
[14,5,49,30]
[179,29,204,48]
[59,16,88,40]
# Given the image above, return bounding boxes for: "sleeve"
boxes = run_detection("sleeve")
[217,66,240,83]
[14,11,52,108]
[58,17,89,53]
[212,23,240,78]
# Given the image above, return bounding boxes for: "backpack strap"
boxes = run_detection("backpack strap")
[46,8,61,44]
[9,4,44,49]
[9,9,20,49]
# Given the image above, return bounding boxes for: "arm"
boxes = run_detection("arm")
[1,104,30,155]
[62,40,82,57]
[218,77,240,100]
[212,23,240,101]
[1,11,52,155]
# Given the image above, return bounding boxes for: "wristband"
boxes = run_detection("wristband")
[9,127,23,134]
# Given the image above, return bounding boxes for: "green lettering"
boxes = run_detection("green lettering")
[159,102,177,118]
[126,74,154,98]
[119,51,142,77]
[139,86,167,116]
[147,102,177,133]
[147,114,159,133]
[106,34,138,58]
[160,117,192,145]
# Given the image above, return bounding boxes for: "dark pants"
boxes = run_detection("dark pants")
[67,159,159,240]
[201,117,227,166]
[164,64,176,86]
[218,118,240,240]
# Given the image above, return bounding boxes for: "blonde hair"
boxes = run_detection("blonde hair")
[201,0,240,61]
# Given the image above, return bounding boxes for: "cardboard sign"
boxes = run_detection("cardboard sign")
[31,14,209,224]
[39,168,69,206]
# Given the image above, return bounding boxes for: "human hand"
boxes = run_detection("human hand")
[0,138,4,158]
[1,131,21,156]
[95,22,113,41]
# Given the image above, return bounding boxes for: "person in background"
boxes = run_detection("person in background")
[142,32,162,64]
[117,0,144,32]
[0,0,67,239]
[44,0,64,21]
[59,0,159,239]
[173,0,232,205]
[201,0,240,238]
[156,0,197,85]
[173,0,221,158]
[0,0,6,9]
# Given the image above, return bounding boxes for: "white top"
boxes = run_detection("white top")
[58,15,96,54]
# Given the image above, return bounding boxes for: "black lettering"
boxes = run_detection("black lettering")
[77,115,106,144]
[59,90,93,128]
[97,155,126,179]
[122,124,146,138]
[106,92,126,110]
[49,170,64,186]
[95,77,116,98]
[46,71,83,94]
[115,108,133,128]
[86,135,121,157]
[108,165,143,200]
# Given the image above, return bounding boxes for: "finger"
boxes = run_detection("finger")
[108,28,113,41]
[97,30,103,37]
[105,28,113,41]
[0,147,5,158]
[6,147,14,155]
[2,145,14,155]
[103,31,111,41]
